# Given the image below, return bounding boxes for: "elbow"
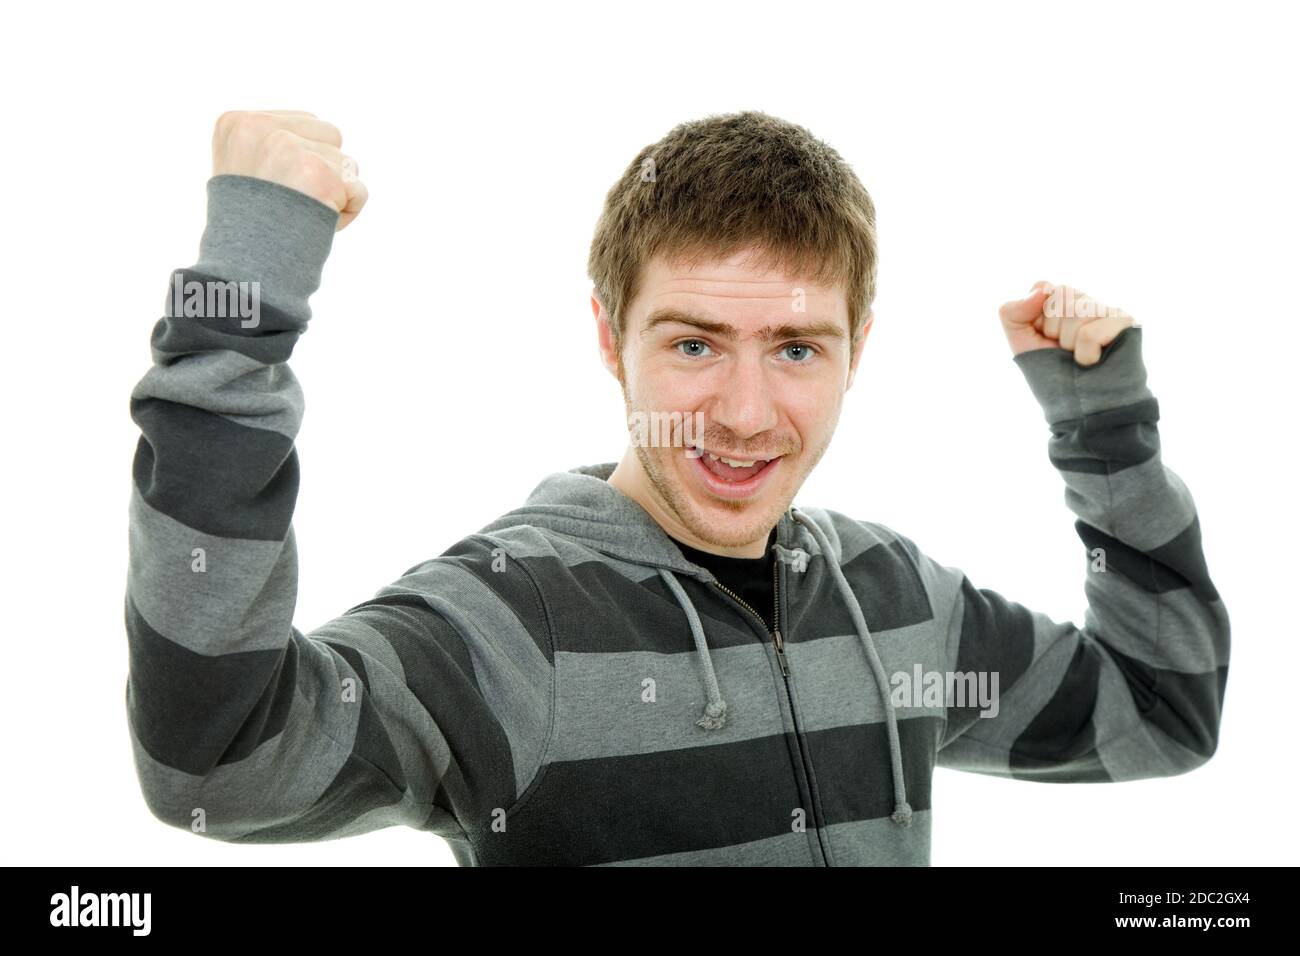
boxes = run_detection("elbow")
[128,713,245,843]
[1155,670,1227,776]
[131,747,218,839]
[136,780,206,836]
[134,769,256,844]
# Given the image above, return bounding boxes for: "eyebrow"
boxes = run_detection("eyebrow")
[640,307,847,344]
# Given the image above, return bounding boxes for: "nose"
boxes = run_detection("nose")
[710,353,778,442]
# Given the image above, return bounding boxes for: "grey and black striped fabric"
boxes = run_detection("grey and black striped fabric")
[125,174,1230,865]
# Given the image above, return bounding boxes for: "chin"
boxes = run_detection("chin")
[681,477,793,544]
[643,444,799,546]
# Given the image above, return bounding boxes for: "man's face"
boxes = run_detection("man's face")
[595,246,871,556]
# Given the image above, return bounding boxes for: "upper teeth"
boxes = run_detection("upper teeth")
[707,453,761,468]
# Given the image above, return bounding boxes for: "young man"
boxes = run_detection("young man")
[125,110,1230,866]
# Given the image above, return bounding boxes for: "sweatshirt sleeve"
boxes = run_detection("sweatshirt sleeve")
[911,325,1230,781]
[124,175,544,844]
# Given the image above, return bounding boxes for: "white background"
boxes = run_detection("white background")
[3,0,1295,866]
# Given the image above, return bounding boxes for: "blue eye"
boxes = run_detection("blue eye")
[783,343,817,362]
[674,340,818,361]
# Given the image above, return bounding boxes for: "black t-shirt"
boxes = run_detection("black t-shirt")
[670,526,778,632]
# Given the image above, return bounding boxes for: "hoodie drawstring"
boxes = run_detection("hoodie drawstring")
[792,510,912,827]
[657,568,729,730]
[656,509,913,828]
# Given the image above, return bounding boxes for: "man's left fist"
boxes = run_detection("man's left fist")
[1000,281,1137,366]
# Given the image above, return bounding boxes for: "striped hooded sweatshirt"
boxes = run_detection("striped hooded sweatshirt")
[125,174,1231,866]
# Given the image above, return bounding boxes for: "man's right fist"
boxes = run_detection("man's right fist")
[212,110,368,231]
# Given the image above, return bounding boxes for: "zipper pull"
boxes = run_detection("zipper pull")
[773,628,790,677]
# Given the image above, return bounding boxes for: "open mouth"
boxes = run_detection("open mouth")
[687,446,785,499]
[698,451,778,482]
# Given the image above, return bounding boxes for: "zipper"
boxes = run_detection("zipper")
[708,542,829,864]
[771,552,789,676]
[711,573,787,676]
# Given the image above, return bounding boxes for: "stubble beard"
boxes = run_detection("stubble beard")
[620,368,813,552]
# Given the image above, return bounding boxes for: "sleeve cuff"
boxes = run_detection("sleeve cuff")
[192,174,340,327]
[1012,324,1154,424]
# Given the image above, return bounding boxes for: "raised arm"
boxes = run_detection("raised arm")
[918,287,1230,780]
[124,112,538,845]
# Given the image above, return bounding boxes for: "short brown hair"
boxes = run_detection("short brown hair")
[587,110,878,354]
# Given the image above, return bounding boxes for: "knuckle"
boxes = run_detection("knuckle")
[213,110,247,145]
[218,110,266,138]
[261,126,300,156]
[214,109,245,131]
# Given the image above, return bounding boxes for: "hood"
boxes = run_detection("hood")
[477,461,914,827]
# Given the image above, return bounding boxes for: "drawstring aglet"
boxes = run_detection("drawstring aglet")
[697,699,727,730]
